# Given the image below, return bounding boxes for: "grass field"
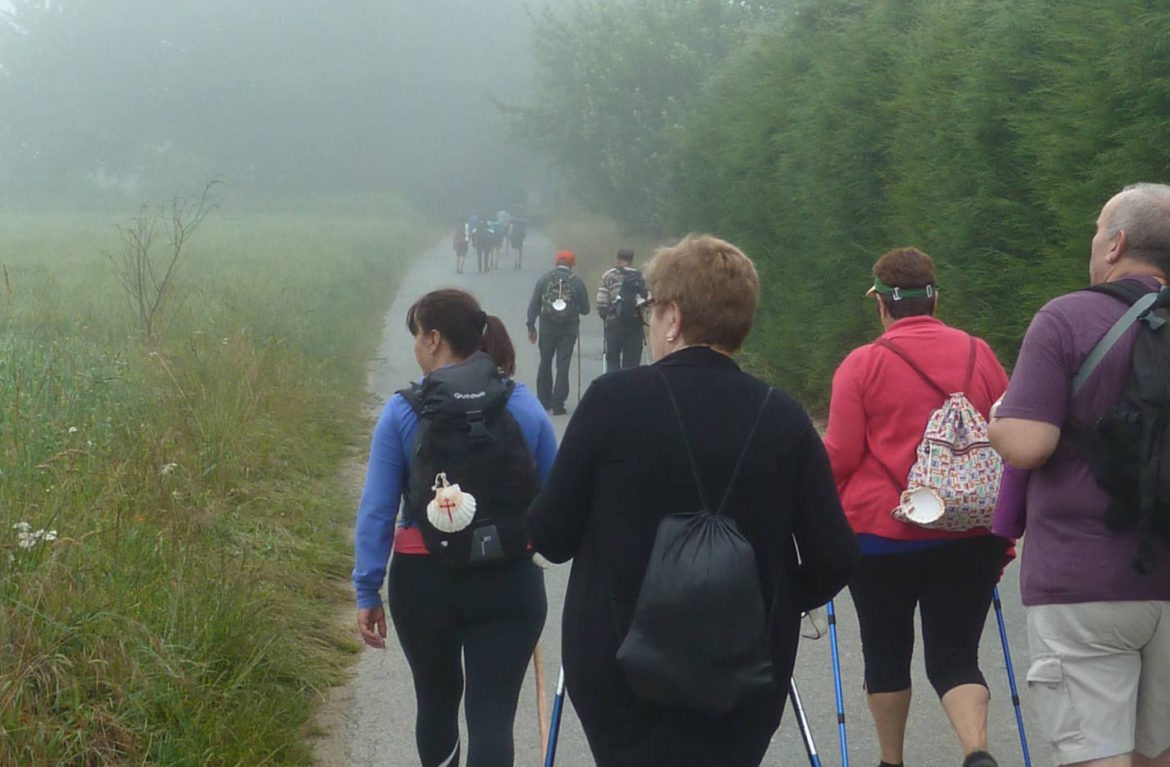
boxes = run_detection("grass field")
[0,200,435,765]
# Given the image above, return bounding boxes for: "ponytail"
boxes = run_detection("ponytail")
[481,315,516,377]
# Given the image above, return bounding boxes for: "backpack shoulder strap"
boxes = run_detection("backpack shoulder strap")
[398,385,423,414]
[1072,285,1161,397]
[962,335,978,393]
[873,338,949,398]
[656,367,772,516]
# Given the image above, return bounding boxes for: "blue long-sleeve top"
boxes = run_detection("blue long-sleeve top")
[352,379,557,609]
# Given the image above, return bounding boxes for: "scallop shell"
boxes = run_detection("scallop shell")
[426,473,477,533]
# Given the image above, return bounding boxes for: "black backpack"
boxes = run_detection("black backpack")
[540,270,577,323]
[399,352,540,567]
[615,369,775,715]
[1073,280,1170,574]
[613,268,647,324]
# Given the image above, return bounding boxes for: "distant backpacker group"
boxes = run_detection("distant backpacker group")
[454,210,528,274]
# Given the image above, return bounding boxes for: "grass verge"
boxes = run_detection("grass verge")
[0,202,436,766]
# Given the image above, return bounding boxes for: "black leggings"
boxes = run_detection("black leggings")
[388,554,547,767]
[847,535,1008,698]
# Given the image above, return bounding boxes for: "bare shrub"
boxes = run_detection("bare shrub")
[106,180,219,342]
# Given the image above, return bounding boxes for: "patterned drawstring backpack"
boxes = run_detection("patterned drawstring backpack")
[876,336,1002,532]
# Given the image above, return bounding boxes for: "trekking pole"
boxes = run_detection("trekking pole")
[993,586,1032,767]
[533,643,550,763]
[788,678,823,767]
[576,334,582,406]
[827,599,849,767]
[544,666,566,767]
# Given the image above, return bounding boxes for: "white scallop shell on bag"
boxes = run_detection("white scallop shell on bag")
[426,473,477,532]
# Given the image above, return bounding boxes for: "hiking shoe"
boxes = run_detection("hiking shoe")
[962,751,998,767]
[551,405,567,415]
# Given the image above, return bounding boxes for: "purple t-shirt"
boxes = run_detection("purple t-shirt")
[998,276,1170,605]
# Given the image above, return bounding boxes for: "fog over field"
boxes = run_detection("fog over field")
[0,0,567,215]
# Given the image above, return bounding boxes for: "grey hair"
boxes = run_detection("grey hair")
[1105,183,1170,274]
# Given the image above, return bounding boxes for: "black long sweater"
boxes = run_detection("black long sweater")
[529,346,859,767]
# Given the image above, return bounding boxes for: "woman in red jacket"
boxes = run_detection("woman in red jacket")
[824,248,1009,767]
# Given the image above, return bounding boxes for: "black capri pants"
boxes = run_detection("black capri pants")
[847,535,1008,698]
[389,553,547,767]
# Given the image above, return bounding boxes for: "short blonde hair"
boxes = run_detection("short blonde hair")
[645,234,759,353]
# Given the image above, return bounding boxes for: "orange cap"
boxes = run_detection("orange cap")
[555,250,576,267]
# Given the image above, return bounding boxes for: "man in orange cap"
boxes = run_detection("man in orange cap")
[527,250,590,414]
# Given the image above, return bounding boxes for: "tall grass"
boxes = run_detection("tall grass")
[0,205,435,765]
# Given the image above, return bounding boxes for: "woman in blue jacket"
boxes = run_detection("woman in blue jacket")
[354,288,557,767]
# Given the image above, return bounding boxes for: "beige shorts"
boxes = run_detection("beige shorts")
[1026,601,1170,765]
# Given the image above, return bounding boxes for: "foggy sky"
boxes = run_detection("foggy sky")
[0,0,566,216]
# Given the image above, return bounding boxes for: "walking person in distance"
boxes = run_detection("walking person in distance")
[353,288,557,767]
[596,248,648,370]
[526,250,590,415]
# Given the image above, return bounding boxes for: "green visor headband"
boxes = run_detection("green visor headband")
[866,276,935,301]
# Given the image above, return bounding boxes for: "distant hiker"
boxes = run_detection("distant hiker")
[596,248,648,370]
[528,234,858,766]
[353,288,557,767]
[823,247,1009,767]
[990,183,1170,767]
[527,250,590,415]
[471,219,493,273]
[489,219,506,270]
[497,209,513,256]
[452,221,469,274]
[509,218,527,270]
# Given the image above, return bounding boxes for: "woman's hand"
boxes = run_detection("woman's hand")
[358,606,387,649]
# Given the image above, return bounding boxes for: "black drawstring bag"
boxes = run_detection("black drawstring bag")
[615,371,775,715]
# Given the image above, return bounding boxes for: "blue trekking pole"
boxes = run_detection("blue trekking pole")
[827,599,849,767]
[544,666,566,767]
[788,678,823,767]
[993,586,1032,767]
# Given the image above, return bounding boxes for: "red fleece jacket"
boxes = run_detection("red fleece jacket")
[824,316,1009,540]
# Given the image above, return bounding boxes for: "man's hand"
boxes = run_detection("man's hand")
[358,606,387,649]
[528,328,538,345]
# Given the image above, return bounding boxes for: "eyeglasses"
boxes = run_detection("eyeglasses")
[638,296,655,326]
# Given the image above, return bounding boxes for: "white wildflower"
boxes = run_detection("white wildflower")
[68,426,79,435]
[15,526,58,549]
[161,462,178,476]
[13,521,30,533]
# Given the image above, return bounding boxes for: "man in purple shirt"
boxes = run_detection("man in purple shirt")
[990,183,1170,767]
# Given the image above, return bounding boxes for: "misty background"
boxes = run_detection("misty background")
[0,0,567,217]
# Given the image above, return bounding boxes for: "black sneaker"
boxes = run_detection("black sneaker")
[551,405,567,415]
[962,751,998,767]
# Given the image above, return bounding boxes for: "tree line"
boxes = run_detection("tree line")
[512,0,1170,408]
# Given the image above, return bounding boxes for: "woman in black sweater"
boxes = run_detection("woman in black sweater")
[529,234,859,766]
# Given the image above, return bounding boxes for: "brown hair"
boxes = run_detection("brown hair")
[644,234,759,353]
[873,247,938,320]
[405,288,516,376]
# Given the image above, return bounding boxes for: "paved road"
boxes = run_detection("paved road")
[315,232,1042,767]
